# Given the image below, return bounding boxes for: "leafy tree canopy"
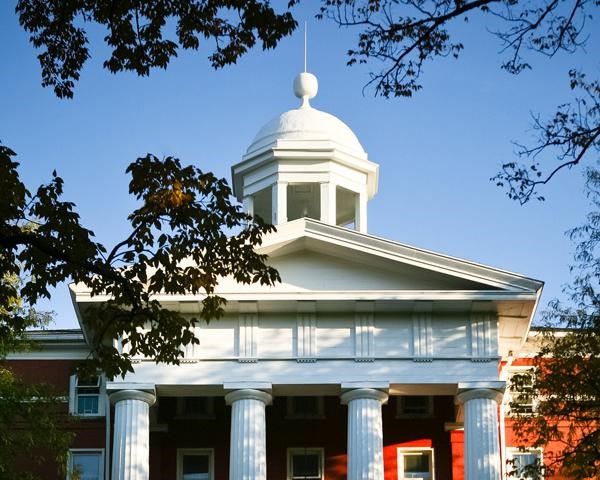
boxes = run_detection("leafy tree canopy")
[509,167,600,479]
[16,0,297,99]
[0,145,279,378]
[0,365,73,480]
[0,274,72,480]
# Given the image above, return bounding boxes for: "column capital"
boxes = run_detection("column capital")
[341,388,388,405]
[110,389,156,406]
[225,388,273,406]
[456,382,506,404]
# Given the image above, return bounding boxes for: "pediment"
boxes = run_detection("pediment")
[263,250,498,292]
[214,219,543,296]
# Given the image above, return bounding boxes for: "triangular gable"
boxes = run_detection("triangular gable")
[256,250,498,292]
[247,218,543,295]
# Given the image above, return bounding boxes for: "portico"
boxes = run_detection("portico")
[72,71,542,480]
[106,381,506,480]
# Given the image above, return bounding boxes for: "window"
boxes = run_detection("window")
[68,449,103,480]
[69,375,104,416]
[506,448,543,479]
[252,187,272,223]
[288,448,324,480]
[397,448,434,480]
[287,183,321,221]
[507,368,536,415]
[396,396,433,417]
[177,449,213,480]
[335,186,358,228]
[286,397,325,419]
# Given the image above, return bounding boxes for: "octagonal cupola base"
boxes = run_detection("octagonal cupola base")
[231,72,379,233]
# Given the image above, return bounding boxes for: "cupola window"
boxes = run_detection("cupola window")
[335,186,358,228]
[287,183,321,221]
[252,187,273,224]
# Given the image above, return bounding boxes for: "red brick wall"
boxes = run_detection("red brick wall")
[149,396,230,480]
[5,359,106,479]
[382,396,455,480]
[3,360,460,480]
[150,395,456,480]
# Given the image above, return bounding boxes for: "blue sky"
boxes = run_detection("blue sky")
[1,3,598,328]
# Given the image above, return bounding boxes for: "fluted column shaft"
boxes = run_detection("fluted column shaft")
[225,389,273,480]
[341,388,388,480]
[457,388,504,480]
[110,389,156,480]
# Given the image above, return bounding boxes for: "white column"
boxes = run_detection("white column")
[355,189,367,233]
[341,388,388,480]
[320,182,336,225]
[110,389,156,480]
[272,181,287,225]
[457,387,504,480]
[225,389,273,480]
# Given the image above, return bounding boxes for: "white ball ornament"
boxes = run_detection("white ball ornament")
[293,72,318,105]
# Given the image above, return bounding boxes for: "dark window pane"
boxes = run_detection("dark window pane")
[404,453,430,473]
[293,397,319,416]
[402,396,429,414]
[77,396,99,414]
[72,453,100,480]
[183,397,209,415]
[77,376,99,387]
[514,453,539,475]
[183,454,209,479]
[292,453,320,477]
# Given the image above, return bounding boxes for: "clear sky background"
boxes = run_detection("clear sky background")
[1,3,598,329]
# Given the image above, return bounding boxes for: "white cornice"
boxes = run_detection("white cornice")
[258,218,544,293]
[70,289,538,304]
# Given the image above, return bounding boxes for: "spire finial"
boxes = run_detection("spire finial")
[304,21,307,73]
[294,23,318,107]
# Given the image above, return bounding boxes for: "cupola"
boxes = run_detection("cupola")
[231,72,379,233]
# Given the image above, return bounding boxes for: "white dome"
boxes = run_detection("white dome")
[246,105,366,155]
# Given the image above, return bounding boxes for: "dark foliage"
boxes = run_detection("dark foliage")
[509,167,600,478]
[16,0,298,99]
[0,145,280,379]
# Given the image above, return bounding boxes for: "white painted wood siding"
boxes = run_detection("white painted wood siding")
[139,311,498,363]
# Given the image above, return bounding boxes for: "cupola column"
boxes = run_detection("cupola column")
[272,181,287,225]
[341,388,388,480]
[320,182,336,224]
[457,383,505,480]
[110,388,156,480]
[225,388,273,480]
[355,189,368,233]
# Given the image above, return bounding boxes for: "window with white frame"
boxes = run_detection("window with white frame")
[396,396,433,417]
[177,449,213,480]
[69,375,104,416]
[506,447,543,479]
[68,449,103,480]
[287,448,324,480]
[507,368,536,415]
[397,448,434,480]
